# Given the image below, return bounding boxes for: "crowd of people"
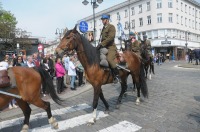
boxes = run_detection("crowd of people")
[0,51,85,110]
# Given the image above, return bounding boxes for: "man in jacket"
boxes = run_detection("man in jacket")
[97,14,121,83]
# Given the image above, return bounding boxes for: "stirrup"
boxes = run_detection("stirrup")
[113,76,121,84]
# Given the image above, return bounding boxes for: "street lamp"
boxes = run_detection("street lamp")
[82,0,103,47]
[185,30,190,54]
[16,43,20,55]
[55,28,68,40]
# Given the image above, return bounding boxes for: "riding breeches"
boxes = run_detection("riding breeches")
[106,45,117,68]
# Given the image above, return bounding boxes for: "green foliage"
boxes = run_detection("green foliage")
[0,7,18,38]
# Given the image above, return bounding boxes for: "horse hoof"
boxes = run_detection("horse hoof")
[116,104,120,109]
[87,118,96,126]
[104,109,110,114]
[20,124,29,132]
[135,102,140,105]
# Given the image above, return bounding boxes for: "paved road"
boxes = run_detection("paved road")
[0,61,200,132]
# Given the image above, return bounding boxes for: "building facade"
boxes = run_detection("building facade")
[78,0,200,60]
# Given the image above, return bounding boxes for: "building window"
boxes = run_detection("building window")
[168,0,172,8]
[181,16,183,25]
[147,2,151,11]
[168,13,173,23]
[157,0,162,9]
[189,6,191,15]
[131,7,135,15]
[139,18,143,26]
[125,10,128,18]
[139,4,142,13]
[192,20,194,29]
[193,8,194,16]
[185,18,187,26]
[176,0,179,10]
[147,15,151,25]
[185,5,187,13]
[189,19,191,28]
[176,14,179,24]
[117,12,120,20]
[181,2,183,11]
[196,10,198,18]
[157,13,162,23]
[125,21,129,29]
[131,19,135,28]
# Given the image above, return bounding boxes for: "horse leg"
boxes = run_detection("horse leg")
[16,99,31,132]
[31,98,58,129]
[88,87,101,125]
[135,77,141,105]
[149,65,152,80]
[99,89,109,114]
[116,80,127,109]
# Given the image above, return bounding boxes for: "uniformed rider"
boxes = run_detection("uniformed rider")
[129,31,141,58]
[140,35,152,61]
[97,14,121,83]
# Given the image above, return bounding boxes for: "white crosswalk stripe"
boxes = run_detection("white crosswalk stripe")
[98,120,142,132]
[0,103,142,132]
[0,103,91,129]
[30,111,108,132]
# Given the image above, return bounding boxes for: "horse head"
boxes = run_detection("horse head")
[55,25,81,57]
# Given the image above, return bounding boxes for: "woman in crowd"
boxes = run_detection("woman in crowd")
[55,57,66,94]
[68,56,76,90]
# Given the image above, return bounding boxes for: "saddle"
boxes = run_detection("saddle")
[0,70,11,88]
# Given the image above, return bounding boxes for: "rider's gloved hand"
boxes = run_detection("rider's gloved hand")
[97,44,103,50]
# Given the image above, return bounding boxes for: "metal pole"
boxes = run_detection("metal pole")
[128,0,131,36]
[92,2,96,47]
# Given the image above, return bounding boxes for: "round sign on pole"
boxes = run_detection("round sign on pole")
[79,21,88,33]
[38,44,43,53]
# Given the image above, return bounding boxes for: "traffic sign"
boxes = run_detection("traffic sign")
[79,21,88,33]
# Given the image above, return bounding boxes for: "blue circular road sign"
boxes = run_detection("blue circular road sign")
[79,21,88,33]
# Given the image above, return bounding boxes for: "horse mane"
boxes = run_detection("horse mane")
[79,35,100,65]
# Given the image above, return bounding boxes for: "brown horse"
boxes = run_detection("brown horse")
[140,41,155,80]
[55,25,148,125]
[0,66,63,131]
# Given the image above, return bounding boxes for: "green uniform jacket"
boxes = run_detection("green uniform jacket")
[100,23,117,68]
[101,24,116,48]
[131,40,140,52]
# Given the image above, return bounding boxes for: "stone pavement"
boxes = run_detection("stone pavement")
[1,60,200,132]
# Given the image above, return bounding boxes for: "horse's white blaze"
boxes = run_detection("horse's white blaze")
[0,103,91,129]
[30,111,108,132]
[98,120,142,132]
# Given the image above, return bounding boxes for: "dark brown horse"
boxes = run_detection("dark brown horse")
[0,66,63,131]
[140,41,155,80]
[55,26,148,125]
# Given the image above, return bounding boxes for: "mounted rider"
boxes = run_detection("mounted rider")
[97,14,121,83]
[129,31,142,59]
[140,35,153,62]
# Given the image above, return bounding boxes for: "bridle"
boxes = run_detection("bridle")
[64,32,85,54]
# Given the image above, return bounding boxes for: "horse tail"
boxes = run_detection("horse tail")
[139,63,148,98]
[35,67,63,105]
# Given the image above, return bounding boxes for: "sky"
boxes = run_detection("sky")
[1,0,126,42]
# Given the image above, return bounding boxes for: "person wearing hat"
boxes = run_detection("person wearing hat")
[129,31,141,58]
[140,34,152,61]
[97,14,121,83]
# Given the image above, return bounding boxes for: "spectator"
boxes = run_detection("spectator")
[194,49,200,65]
[55,57,66,94]
[75,59,85,87]
[27,56,35,67]
[46,54,54,79]
[22,55,28,66]
[33,53,40,67]
[68,56,76,90]
[188,51,193,63]
[62,54,70,86]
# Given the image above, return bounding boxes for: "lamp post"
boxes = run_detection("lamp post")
[55,28,68,40]
[16,43,20,56]
[82,0,103,47]
[185,30,190,54]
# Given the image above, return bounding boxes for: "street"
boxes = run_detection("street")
[0,61,200,132]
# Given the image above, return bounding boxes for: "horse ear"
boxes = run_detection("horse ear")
[72,24,77,32]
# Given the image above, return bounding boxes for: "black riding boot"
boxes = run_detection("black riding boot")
[112,68,121,84]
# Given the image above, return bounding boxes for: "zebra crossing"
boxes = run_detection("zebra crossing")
[0,103,142,132]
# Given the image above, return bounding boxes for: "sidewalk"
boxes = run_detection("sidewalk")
[176,61,200,69]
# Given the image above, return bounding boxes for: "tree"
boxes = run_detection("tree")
[0,6,17,39]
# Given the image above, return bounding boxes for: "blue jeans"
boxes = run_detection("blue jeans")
[70,76,76,89]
